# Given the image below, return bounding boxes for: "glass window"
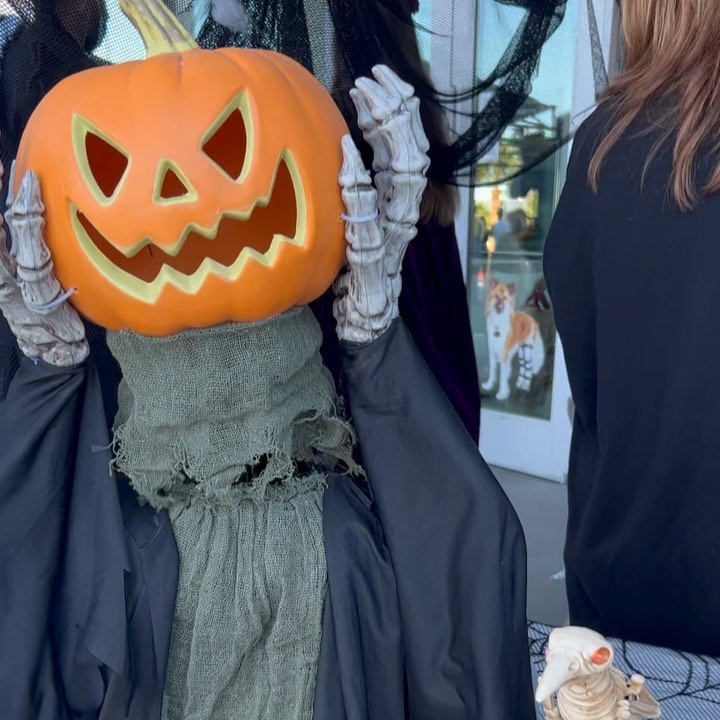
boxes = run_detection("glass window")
[468,1,579,421]
[415,0,433,63]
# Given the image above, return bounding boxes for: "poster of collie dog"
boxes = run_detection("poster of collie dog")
[482,279,545,401]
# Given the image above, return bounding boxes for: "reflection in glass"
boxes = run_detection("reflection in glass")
[469,1,578,421]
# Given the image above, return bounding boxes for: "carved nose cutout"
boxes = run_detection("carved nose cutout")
[153,161,196,205]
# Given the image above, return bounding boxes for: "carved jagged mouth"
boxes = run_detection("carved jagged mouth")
[71,154,306,301]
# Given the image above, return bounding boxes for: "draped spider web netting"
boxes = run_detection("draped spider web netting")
[0,0,619,399]
[0,0,620,200]
[471,0,622,187]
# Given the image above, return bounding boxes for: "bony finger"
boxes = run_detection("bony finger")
[367,69,429,159]
[10,169,44,223]
[8,171,59,309]
[349,89,392,176]
[349,88,374,130]
[340,187,378,230]
[8,170,47,268]
[371,65,414,101]
[354,76,400,121]
[388,95,430,156]
[339,135,372,188]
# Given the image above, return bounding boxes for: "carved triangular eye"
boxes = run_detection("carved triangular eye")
[201,93,253,181]
[73,116,130,202]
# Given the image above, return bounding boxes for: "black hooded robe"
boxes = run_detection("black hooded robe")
[0,318,533,720]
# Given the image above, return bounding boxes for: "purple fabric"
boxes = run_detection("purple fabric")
[311,219,481,443]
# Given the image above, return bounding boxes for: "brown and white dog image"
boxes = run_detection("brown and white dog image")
[482,279,545,400]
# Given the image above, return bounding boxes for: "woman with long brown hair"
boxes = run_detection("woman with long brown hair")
[545,0,720,656]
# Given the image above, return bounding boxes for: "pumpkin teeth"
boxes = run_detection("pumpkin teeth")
[69,152,308,302]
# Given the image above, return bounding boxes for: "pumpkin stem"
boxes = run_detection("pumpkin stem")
[119,0,198,57]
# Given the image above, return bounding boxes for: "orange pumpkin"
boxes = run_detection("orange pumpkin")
[12,0,349,336]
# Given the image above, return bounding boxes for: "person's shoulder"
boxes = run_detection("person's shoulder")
[575,103,613,137]
[568,103,614,167]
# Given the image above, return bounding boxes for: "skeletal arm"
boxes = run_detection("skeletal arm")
[333,65,430,345]
[0,161,88,367]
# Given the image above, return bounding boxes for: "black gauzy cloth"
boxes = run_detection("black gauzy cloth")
[0,350,178,720]
[0,21,100,205]
[544,105,720,657]
[0,318,532,719]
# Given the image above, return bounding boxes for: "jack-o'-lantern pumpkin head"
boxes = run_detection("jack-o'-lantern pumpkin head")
[13,0,349,335]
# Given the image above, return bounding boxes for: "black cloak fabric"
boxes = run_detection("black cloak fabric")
[0,349,177,720]
[317,320,533,720]
[0,319,533,719]
[544,107,720,657]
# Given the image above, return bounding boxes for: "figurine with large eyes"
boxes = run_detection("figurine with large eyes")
[536,627,662,720]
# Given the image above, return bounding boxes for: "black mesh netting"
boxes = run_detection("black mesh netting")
[0,0,578,203]
[0,0,620,400]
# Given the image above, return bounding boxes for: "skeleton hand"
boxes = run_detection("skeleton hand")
[333,65,430,345]
[0,161,88,367]
[628,674,645,698]
[627,674,662,719]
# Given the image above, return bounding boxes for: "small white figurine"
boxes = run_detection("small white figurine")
[536,627,662,720]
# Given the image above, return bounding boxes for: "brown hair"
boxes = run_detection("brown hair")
[589,0,720,211]
[371,3,459,226]
[331,4,459,227]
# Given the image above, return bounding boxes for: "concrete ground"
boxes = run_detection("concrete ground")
[494,467,568,626]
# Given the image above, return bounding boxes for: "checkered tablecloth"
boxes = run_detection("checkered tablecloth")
[528,622,720,719]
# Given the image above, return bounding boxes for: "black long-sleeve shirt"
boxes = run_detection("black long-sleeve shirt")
[545,105,720,656]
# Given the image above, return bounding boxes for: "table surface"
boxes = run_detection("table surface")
[528,622,720,720]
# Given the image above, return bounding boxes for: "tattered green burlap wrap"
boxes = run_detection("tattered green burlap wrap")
[107,307,355,720]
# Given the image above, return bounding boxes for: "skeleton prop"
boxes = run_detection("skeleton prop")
[0,1,537,718]
[537,627,662,720]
